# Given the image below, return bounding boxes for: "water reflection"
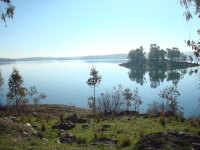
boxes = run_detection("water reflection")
[128,68,194,88]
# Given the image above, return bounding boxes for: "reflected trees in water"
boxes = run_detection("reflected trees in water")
[128,69,146,86]
[149,69,167,88]
[128,68,193,88]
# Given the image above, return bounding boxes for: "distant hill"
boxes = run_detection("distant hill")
[0,52,195,62]
[80,53,128,60]
[0,58,16,62]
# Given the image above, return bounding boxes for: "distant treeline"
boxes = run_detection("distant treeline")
[0,58,16,62]
[0,54,128,62]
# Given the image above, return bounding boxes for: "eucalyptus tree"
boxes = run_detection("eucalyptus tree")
[127,46,146,67]
[188,55,194,63]
[122,88,133,111]
[0,69,4,103]
[0,0,15,27]
[132,87,142,111]
[6,67,26,111]
[86,65,102,116]
[179,0,200,68]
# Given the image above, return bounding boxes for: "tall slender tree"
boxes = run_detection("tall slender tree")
[86,65,102,116]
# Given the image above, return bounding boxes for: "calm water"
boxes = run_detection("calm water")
[0,60,199,116]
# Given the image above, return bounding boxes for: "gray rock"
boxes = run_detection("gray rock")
[82,124,90,128]
[63,113,77,123]
[103,125,111,128]
[60,132,76,144]
[52,120,75,130]
[135,129,200,150]
[8,116,20,123]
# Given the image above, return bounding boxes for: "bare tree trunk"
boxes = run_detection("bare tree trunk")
[93,85,96,116]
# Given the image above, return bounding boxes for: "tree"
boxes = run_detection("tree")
[86,65,102,116]
[122,88,133,111]
[180,52,187,62]
[28,86,47,111]
[179,0,200,68]
[132,87,142,111]
[0,0,15,27]
[6,67,27,111]
[0,69,4,104]
[166,47,180,61]
[188,55,194,62]
[127,46,145,62]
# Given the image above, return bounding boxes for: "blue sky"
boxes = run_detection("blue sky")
[0,0,199,58]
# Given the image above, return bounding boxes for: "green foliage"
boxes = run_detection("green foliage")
[37,132,44,139]
[6,67,27,111]
[86,65,102,116]
[1,0,15,27]
[76,136,86,144]
[127,46,146,67]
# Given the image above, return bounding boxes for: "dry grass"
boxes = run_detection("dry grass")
[121,138,131,148]
[112,112,115,119]
[160,112,165,126]
[60,112,64,121]
[123,111,126,116]
[139,129,145,140]
[6,107,11,116]
[28,116,31,123]
[58,130,61,137]
[102,111,105,118]
[94,130,97,138]
[99,130,103,138]
[13,109,17,117]
[96,114,100,123]
[146,109,153,116]
[42,121,46,131]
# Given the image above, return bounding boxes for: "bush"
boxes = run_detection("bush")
[160,112,165,126]
[58,130,61,137]
[121,138,131,148]
[94,130,97,138]
[37,132,44,139]
[76,136,86,144]
[42,121,46,131]
[139,129,145,140]
[28,116,31,123]
[60,112,64,121]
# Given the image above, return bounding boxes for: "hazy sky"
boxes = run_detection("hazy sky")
[0,0,199,58]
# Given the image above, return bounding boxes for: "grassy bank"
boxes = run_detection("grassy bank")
[0,104,199,149]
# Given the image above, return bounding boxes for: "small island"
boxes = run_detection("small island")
[119,44,197,70]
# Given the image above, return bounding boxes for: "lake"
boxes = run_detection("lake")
[0,59,199,116]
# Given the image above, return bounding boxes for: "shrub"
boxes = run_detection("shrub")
[121,138,131,148]
[123,111,126,116]
[146,109,153,116]
[58,130,61,137]
[102,111,105,118]
[160,112,165,126]
[28,116,31,123]
[6,107,11,116]
[96,114,100,123]
[139,129,145,140]
[100,131,103,138]
[60,112,64,121]
[42,121,46,131]
[94,130,97,138]
[112,112,115,119]
[13,109,17,117]
[47,114,51,120]
[37,132,44,139]
[76,136,86,144]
